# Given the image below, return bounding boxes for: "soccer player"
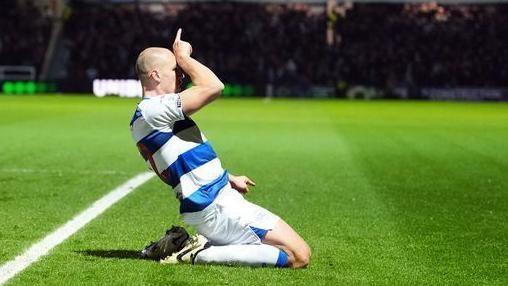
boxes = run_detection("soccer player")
[130,29,311,268]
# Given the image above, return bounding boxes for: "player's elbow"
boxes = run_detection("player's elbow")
[213,82,225,94]
[208,82,224,99]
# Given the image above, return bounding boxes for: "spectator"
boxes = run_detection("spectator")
[60,1,508,89]
[0,1,52,71]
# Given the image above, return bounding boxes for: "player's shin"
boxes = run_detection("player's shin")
[193,244,288,267]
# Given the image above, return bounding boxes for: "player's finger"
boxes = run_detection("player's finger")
[247,178,256,186]
[174,28,182,43]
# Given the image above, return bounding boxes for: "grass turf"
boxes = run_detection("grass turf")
[0,95,506,285]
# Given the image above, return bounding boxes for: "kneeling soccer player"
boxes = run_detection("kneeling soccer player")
[130,29,311,268]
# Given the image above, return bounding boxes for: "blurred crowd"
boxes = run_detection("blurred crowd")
[332,3,508,88]
[0,1,52,70]
[62,2,326,87]
[2,1,507,89]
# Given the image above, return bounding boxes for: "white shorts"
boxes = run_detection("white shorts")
[182,186,280,246]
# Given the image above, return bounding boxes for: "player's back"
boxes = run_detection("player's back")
[129,94,227,213]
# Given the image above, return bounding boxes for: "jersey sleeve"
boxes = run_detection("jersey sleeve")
[144,94,185,129]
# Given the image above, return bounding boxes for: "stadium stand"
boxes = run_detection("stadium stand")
[60,2,507,89]
[0,1,52,71]
[1,1,507,95]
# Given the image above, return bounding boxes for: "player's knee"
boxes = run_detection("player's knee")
[290,243,311,268]
[299,244,312,267]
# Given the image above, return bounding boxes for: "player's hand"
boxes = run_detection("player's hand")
[172,28,192,60]
[230,175,256,194]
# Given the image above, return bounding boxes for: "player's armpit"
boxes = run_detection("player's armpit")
[180,85,224,116]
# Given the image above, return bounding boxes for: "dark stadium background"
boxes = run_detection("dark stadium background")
[1,0,507,100]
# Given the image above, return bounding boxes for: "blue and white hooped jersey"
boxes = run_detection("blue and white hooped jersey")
[129,94,228,213]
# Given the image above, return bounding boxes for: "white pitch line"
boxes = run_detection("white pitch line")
[0,171,155,285]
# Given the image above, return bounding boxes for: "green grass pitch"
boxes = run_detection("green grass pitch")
[0,95,506,285]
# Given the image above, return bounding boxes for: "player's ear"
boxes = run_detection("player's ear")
[149,70,161,84]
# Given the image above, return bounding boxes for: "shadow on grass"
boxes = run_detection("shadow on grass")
[78,249,141,260]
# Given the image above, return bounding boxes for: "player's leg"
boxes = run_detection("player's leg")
[236,197,311,268]
[193,243,288,267]
[168,218,288,267]
[193,218,311,268]
[160,233,287,267]
[176,187,290,267]
[263,219,311,268]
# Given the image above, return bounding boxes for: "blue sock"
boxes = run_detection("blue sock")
[275,249,289,267]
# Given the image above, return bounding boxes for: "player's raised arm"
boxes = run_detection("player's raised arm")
[172,28,224,115]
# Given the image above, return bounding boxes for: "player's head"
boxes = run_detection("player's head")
[135,47,184,94]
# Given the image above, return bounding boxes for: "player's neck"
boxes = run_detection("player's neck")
[143,86,175,98]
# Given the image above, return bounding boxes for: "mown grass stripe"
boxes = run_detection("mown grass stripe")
[0,172,154,285]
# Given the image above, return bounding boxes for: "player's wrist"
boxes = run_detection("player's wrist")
[175,54,192,64]
[228,174,237,183]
